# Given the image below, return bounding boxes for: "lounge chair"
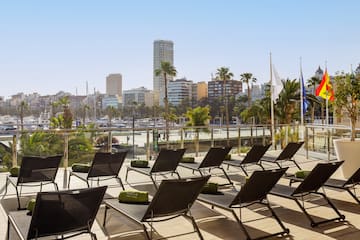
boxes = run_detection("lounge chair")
[125,148,186,189]
[260,141,304,170]
[7,186,107,240]
[179,147,233,186]
[68,151,127,189]
[290,167,360,204]
[270,161,345,227]
[2,155,62,210]
[197,168,289,240]
[222,144,271,176]
[102,176,210,240]
[324,167,360,204]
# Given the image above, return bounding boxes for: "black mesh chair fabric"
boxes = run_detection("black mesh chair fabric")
[199,147,232,168]
[270,161,345,227]
[125,148,186,189]
[223,144,271,176]
[88,151,127,178]
[179,147,233,186]
[197,169,289,240]
[260,141,304,169]
[8,186,107,240]
[69,151,127,189]
[142,176,210,220]
[103,176,209,240]
[150,148,186,173]
[18,155,62,184]
[3,155,62,210]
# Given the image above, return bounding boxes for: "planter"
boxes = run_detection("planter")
[333,138,360,178]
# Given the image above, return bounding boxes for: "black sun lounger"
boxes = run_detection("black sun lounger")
[179,146,233,186]
[68,151,127,190]
[260,141,304,170]
[198,168,289,240]
[103,176,210,240]
[2,155,62,210]
[270,161,345,227]
[125,148,186,189]
[7,186,107,240]
[324,167,360,204]
[222,144,271,176]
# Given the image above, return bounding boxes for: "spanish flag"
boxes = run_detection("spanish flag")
[315,69,334,101]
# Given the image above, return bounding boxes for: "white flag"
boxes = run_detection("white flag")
[272,64,283,102]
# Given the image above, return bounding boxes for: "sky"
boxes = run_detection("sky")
[1,0,359,98]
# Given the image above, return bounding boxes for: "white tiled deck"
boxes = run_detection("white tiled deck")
[1,150,360,239]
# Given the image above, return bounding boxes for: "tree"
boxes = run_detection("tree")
[186,106,211,156]
[334,72,360,141]
[17,101,29,131]
[155,61,177,146]
[307,76,322,123]
[240,73,257,107]
[276,79,300,124]
[106,106,118,127]
[216,67,233,146]
[51,96,73,129]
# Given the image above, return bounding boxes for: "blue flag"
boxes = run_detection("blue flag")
[301,71,308,115]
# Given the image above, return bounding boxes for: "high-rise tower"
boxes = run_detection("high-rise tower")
[153,40,174,106]
[106,73,122,96]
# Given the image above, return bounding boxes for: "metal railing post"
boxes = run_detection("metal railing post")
[237,127,241,155]
[211,127,214,147]
[12,134,17,167]
[63,132,69,189]
[146,129,150,160]
[305,126,309,160]
[180,127,184,149]
[262,127,266,145]
[107,131,112,153]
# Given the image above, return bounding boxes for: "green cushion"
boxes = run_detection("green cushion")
[118,190,149,203]
[201,182,218,194]
[181,157,195,163]
[224,154,232,161]
[72,163,91,173]
[295,170,311,179]
[10,166,20,177]
[130,160,149,168]
[27,199,36,214]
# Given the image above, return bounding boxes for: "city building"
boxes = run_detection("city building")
[192,81,208,106]
[153,40,174,106]
[168,78,193,106]
[102,95,120,110]
[123,87,154,107]
[106,74,122,97]
[315,66,324,80]
[207,79,242,101]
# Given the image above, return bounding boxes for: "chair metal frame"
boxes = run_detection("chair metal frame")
[68,151,127,190]
[7,186,107,240]
[179,147,233,186]
[2,155,62,210]
[260,141,304,170]
[198,168,289,240]
[270,161,345,227]
[103,176,210,240]
[125,148,186,189]
[223,144,271,176]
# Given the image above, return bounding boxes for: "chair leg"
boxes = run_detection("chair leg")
[184,214,204,240]
[174,171,181,179]
[231,209,252,240]
[150,175,158,190]
[53,182,59,191]
[291,159,302,170]
[142,223,151,240]
[7,218,10,240]
[219,167,233,185]
[68,173,72,189]
[240,166,249,177]
[125,168,130,181]
[346,188,360,204]
[2,177,10,199]
[116,177,125,190]
[265,202,290,235]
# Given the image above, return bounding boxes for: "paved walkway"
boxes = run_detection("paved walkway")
[1,150,359,239]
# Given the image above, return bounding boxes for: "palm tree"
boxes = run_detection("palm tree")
[186,106,211,156]
[216,67,233,146]
[240,73,257,107]
[106,106,117,127]
[155,61,177,146]
[276,79,300,124]
[18,101,28,131]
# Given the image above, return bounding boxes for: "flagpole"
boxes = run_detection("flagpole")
[300,57,304,126]
[270,52,276,149]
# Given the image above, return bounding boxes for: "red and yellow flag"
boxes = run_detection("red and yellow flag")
[315,69,334,101]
